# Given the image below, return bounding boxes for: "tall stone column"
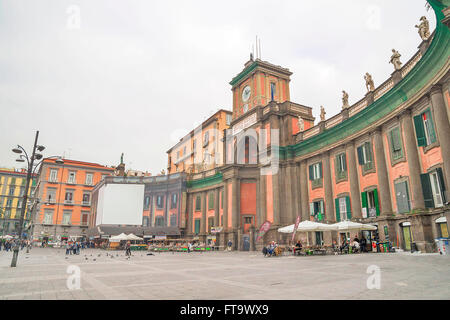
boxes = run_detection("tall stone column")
[214,188,220,227]
[200,191,207,234]
[299,160,309,221]
[373,128,393,214]
[285,163,297,224]
[231,177,240,230]
[281,165,294,224]
[272,171,281,226]
[346,142,362,218]
[259,174,267,226]
[187,193,193,236]
[401,109,425,209]
[223,183,228,230]
[430,85,450,189]
[322,152,335,222]
[269,114,281,226]
[293,163,302,220]
[256,178,261,227]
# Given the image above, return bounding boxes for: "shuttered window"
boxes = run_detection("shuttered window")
[394,181,410,213]
[335,196,351,222]
[357,142,373,169]
[194,219,200,234]
[420,168,446,209]
[208,192,214,210]
[195,196,201,211]
[310,200,324,221]
[414,109,437,147]
[361,189,380,217]
[389,127,403,160]
[309,162,322,180]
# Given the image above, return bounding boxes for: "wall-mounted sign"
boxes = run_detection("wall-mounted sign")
[232,113,257,135]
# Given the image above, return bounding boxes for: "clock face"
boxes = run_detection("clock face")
[242,86,251,102]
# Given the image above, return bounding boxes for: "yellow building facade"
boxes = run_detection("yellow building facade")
[0,168,37,235]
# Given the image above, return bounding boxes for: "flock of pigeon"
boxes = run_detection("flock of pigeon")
[63,252,154,261]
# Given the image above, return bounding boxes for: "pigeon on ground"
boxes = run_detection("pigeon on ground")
[65,257,68,259]
[147,253,154,256]
[93,259,96,261]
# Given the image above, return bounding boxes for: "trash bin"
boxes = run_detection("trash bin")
[383,243,388,253]
[435,238,449,255]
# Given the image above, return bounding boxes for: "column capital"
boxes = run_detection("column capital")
[429,84,443,96]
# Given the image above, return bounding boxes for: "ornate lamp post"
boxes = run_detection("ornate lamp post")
[10,131,46,267]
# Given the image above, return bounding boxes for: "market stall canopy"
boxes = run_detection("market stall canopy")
[331,221,377,232]
[1,235,14,239]
[277,221,336,233]
[127,233,143,241]
[109,233,128,241]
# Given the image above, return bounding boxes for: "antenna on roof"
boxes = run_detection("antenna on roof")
[259,37,262,60]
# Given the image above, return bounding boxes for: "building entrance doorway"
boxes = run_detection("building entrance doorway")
[242,234,250,251]
[401,224,412,251]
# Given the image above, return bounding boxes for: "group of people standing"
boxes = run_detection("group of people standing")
[65,241,82,255]
[0,239,30,252]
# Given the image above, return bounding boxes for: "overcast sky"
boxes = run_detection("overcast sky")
[0,0,435,174]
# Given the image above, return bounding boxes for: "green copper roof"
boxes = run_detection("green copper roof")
[282,0,450,159]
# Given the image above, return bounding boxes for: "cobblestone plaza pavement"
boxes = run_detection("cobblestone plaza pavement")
[0,248,449,300]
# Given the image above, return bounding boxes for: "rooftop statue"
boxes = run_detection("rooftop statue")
[389,49,402,71]
[120,153,124,164]
[364,72,375,92]
[415,16,430,41]
[342,90,349,109]
[320,106,326,122]
[297,116,304,131]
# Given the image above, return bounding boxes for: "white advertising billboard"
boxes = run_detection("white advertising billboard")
[95,183,144,226]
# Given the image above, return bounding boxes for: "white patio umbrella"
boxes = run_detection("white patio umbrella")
[2,235,13,239]
[331,221,377,232]
[126,233,143,241]
[109,233,128,241]
[278,221,336,246]
[296,221,336,246]
[277,224,295,233]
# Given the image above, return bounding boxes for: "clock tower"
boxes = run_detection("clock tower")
[229,57,293,120]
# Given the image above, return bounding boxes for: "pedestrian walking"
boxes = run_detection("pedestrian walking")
[187,242,193,253]
[227,239,232,251]
[125,241,131,257]
[76,242,80,255]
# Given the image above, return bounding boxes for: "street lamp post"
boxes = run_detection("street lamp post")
[10,130,45,267]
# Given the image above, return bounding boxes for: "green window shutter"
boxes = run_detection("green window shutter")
[391,127,402,152]
[420,173,434,208]
[413,114,426,147]
[194,219,200,234]
[208,192,214,210]
[319,200,324,217]
[195,196,201,211]
[373,189,380,216]
[309,165,314,181]
[319,162,323,179]
[309,203,314,216]
[357,146,364,165]
[425,110,437,144]
[335,198,340,222]
[361,191,368,217]
[334,156,339,176]
[345,196,352,220]
[436,167,446,203]
[365,142,372,162]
